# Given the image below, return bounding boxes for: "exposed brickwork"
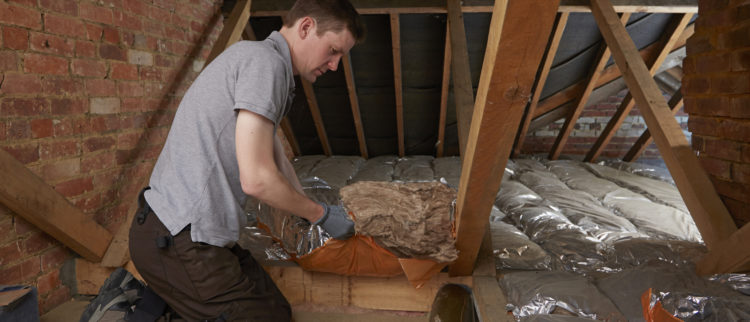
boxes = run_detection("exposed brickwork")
[522,89,686,160]
[684,0,750,228]
[0,0,223,314]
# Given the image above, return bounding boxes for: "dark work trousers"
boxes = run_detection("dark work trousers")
[128,195,291,321]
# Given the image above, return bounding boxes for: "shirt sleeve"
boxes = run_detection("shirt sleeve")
[232,48,289,125]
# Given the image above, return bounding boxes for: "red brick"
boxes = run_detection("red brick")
[42,77,83,96]
[83,136,116,152]
[698,0,728,12]
[697,8,737,29]
[7,120,31,140]
[0,218,13,244]
[723,24,750,49]
[0,3,42,30]
[29,32,75,56]
[118,81,144,97]
[113,10,143,31]
[0,256,40,285]
[71,59,107,77]
[110,62,138,80]
[54,177,93,197]
[39,285,70,315]
[42,157,80,181]
[43,13,86,38]
[85,79,117,96]
[40,246,70,272]
[7,0,36,6]
[732,49,750,72]
[711,74,750,94]
[102,26,120,44]
[52,117,86,137]
[0,50,18,70]
[123,0,151,16]
[51,98,87,115]
[23,231,55,254]
[686,33,714,55]
[85,23,103,41]
[683,96,732,116]
[37,269,60,296]
[683,76,710,94]
[0,241,22,266]
[2,144,40,164]
[23,53,69,75]
[100,43,127,61]
[80,2,113,25]
[81,152,115,173]
[40,139,79,160]
[13,217,37,236]
[1,97,50,116]
[3,26,29,50]
[0,73,42,95]
[733,162,750,184]
[88,115,120,133]
[694,53,732,75]
[700,155,732,180]
[722,118,750,141]
[31,119,54,138]
[139,66,162,81]
[711,176,750,202]
[154,54,173,68]
[723,196,750,227]
[39,0,78,16]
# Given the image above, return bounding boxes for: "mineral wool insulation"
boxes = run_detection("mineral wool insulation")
[239,155,750,321]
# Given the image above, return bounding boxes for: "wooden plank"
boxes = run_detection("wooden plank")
[390,13,405,157]
[206,0,252,65]
[0,149,112,262]
[76,258,116,295]
[249,0,697,15]
[451,0,560,276]
[447,0,476,156]
[280,117,301,157]
[697,223,750,275]
[265,266,472,312]
[584,13,693,162]
[623,87,683,161]
[548,13,630,160]
[301,80,332,156]
[342,54,368,159]
[437,22,451,158]
[590,0,737,249]
[532,23,692,120]
[513,12,569,157]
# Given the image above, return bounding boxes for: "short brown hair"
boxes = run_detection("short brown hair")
[284,0,365,43]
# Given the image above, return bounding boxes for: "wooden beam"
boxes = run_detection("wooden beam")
[437,22,451,158]
[279,117,300,157]
[697,223,750,275]
[451,0,560,276]
[548,13,630,160]
[301,80,332,156]
[249,0,697,16]
[514,12,569,157]
[623,86,683,161]
[472,227,513,321]
[590,0,737,249]
[342,54,368,159]
[206,0,252,65]
[447,0,477,156]
[584,13,693,162]
[390,13,405,157]
[532,23,692,120]
[0,149,112,261]
[266,266,472,312]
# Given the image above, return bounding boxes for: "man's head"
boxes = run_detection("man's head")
[280,0,365,82]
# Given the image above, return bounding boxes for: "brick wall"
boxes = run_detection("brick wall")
[0,0,223,313]
[521,88,689,161]
[683,0,750,227]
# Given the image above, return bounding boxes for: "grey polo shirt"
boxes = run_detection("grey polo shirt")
[144,31,296,247]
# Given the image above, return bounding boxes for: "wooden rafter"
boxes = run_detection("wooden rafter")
[451,0,560,275]
[623,86,683,161]
[301,80,332,156]
[342,53,368,159]
[590,0,737,249]
[697,222,750,275]
[513,12,569,157]
[548,13,631,160]
[532,23,692,121]
[447,0,476,156]
[436,22,451,158]
[280,117,301,156]
[249,0,697,16]
[206,0,252,65]
[390,13,405,157]
[0,149,113,261]
[584,12,693,162]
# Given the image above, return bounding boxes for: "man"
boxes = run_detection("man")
[82,1,365,321]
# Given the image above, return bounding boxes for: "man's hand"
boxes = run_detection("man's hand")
[315,203,355,240]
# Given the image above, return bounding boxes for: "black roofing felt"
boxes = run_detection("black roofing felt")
[245,11,679,157]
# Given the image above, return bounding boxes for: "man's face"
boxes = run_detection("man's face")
[297,22,355,83]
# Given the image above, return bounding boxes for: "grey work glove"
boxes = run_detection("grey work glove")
[315,203,356,240]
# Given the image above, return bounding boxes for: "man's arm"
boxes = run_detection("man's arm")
[273,134,305,195]
[236,110,324,222]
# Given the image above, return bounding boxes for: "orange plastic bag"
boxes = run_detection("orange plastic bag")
[641,288,683,322]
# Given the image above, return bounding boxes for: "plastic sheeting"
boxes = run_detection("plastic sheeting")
[348,155,397,183]
[393,155,435,182]
[490,221,553,271]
